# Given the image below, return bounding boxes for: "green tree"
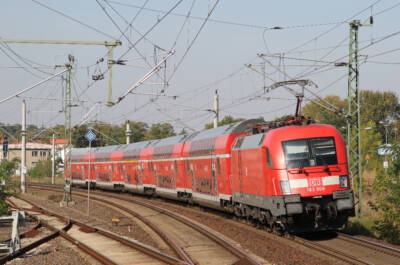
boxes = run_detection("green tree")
[204,115,245,129]
[72,124,108,148]
[360,90,399,125]
[28,157,52,179]
[373,143,400,244]
[361,121,382,170]
[179,128,188,136]
[129,121,149,142]
[145,123,176,140]
[0,159,18,215]
[302,95,347,133]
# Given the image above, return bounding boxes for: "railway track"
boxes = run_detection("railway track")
[294,232,400,265]
[4,196,187,265]
[25,182,400,265]
[25,183,261,265]
[337,232,400,260]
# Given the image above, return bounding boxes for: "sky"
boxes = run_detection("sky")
[0,0,399,137]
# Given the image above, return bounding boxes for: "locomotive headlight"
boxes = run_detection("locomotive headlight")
[339,175,348,188]
[280,180,291,195]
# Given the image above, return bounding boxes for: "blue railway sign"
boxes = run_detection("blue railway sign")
[85,130,96,142]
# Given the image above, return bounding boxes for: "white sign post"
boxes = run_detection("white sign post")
[85,129,96,217]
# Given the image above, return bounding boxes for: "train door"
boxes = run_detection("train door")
[190,163,195,192]
[171,164,176,189]
[94,165,98,183]
[238,151,243,193]
[154,165,157,186]
[82,166,85,181]
[134,165,141,185]
[138,164,142,185]
[123,165,127,184]
[109,165,112,182]
[212,162,218,196]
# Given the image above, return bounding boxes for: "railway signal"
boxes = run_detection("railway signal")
[85,128,96,217]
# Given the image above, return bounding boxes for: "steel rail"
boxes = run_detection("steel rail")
[26,183,194,264]
[337,232,400,259]
[0,203,65,264]
[6,198,119,265]
[27,183,260,264]
[121,196,260,265]
[292,235,370,265]
[11,195,187,265]
[0,215,42,244]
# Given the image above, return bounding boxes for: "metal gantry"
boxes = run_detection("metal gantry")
[0,39,121,105]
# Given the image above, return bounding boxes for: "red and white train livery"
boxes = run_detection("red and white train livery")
[66,117,355,232]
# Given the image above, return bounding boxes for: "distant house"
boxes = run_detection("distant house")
[1,143,52,170]
[51,138,69,166]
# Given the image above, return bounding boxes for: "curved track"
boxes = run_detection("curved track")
[5,196,186,265]
[26,183,261,265]
[294,232,400,265]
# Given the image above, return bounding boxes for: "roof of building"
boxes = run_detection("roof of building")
[52,139,69,145]
[6,143,52,150]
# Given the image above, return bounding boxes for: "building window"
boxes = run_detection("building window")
[40,151,46,157]
[32,151,38,157]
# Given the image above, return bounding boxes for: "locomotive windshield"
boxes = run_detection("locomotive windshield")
[282,137,338,169]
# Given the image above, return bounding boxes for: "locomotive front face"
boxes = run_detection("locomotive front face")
[281,136,349,195]
[265,124,355,231]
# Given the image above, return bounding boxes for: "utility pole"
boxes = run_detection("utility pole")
[52,133,55,185]
[21,100,26,193]
[126,121,131,144]
[347,19,372,218]
[0,39,121,105]
[214,90,219,128]
[62,56,73,204]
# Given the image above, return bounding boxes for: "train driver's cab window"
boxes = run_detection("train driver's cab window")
[282,137,337,169]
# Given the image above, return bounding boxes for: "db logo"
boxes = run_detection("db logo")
[310,178,322,187]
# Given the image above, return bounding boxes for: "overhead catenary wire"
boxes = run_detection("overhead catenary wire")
[8,1,398,133]
[171,0,197,49]
[1,43,54,75]
[287,1,400,80]
[0,45,46,79]
[107,0,348,31]
[77,0,184,99]
[96,0,167,83]
[154,102,195,132]
[101,0,165,51]
[285,0,383,53]
[0,68,69,104]
[168,0,221,82]
[31,0,118,40]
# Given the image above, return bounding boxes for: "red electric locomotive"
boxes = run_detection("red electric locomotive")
[66,116,355,233]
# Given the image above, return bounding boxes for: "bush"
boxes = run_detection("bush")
[28,158,52,178]
[373,143,400,245]
[0,159,18,215]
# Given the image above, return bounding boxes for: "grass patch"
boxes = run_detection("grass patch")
[343,217,376,237]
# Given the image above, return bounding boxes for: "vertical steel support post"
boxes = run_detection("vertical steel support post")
[21,100,26,193]
[52,133,55,184]
[107,45,114,106]
[63,57,73,203]
[214,90,219,128]
[87,140,91,217]
[347,20,362,218]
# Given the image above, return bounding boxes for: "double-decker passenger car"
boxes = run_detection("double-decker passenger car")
[66,117,355,232]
